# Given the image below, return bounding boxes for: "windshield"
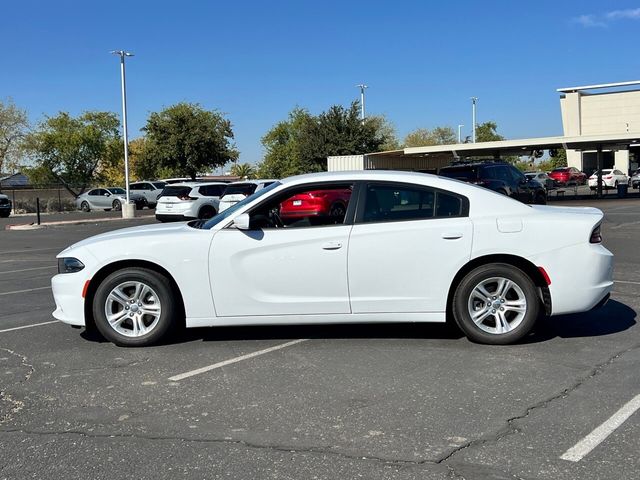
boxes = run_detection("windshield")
[196,181,282,230]
[220,183,258,198]
[108,188,125,195]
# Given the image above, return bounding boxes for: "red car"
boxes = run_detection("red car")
[280,188,352,225]
[548,167,587,186]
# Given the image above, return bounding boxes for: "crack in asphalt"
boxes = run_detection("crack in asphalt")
[0,347,34,425]
[435,341,640,466]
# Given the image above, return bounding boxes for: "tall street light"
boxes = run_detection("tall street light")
[457,124,464,143]
[471,97,478,143]
[356,84,368,121]
[110,50,134,217]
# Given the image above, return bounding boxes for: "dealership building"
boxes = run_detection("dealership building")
[328,80,640,174]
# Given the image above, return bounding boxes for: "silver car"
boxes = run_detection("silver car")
[76,188,147,212]
[129,181,167,208]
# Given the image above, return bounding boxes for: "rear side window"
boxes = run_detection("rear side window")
[153,182,166,189]
[361,184,465,223]
[439,167,478,181]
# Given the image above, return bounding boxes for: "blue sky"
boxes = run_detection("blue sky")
[3,0,640,164]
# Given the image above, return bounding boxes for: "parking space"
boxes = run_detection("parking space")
[0,202,639,479]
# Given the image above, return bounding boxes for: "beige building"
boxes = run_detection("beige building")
[559,81,640,173]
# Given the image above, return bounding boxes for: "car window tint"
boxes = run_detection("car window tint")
[89,189,100,196]
[129,184,140,190]
[439,167,478,181]
[363,185,435,222]
[199,185,224,196]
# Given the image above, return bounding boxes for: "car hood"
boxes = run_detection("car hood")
[58,221,193,257]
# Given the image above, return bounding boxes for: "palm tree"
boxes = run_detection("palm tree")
[230,163,255,179]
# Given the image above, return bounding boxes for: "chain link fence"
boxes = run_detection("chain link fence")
[0,184,83,214]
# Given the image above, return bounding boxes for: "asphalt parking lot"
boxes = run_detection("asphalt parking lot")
[0,200,639,480]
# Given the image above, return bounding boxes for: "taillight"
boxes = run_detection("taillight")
[590,225,602,244]
[604,176,612,180]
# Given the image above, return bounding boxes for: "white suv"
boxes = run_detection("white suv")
[129,181,167,208]
[218,180,278,212]
[155,182,227,222]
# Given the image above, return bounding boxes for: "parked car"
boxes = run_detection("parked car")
[129,181,166,208]
[588,169,629,190]
[0,193,11,218]
[279,188,352,225]
[52,170,612,347]
[76,188,147,212]
[525,172,556,190]
[155,182,226,222]
[218,180,278,212]
[439,162,547,204]
[629,168,640,189]
[548,167,587,186]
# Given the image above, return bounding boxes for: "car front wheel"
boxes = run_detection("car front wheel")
[112,200,122,211]
[452,263,539,345]
[92,267,178,347]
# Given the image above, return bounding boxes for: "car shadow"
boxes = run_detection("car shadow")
[522,299,636,343]
[170,321,466,345]
[79,300,635,346]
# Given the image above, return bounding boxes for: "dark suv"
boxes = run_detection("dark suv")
[439,162,547,204]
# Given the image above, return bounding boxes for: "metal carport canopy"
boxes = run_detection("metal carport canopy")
[401,132,640,159]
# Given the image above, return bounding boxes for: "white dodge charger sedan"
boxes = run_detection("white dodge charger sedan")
[52,171,613,347]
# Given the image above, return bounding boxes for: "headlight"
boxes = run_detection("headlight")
[57,257,85,274]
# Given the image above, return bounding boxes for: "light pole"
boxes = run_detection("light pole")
[110,50,134,217]
[457,124,464,143]
[356,84,368,121]
[471,97,478,143]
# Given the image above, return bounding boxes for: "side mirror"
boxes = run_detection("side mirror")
[103,192,110,196]
[232,213,250,230]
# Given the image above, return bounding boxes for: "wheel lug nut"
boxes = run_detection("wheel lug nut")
[492,296,496,300]
[125,306,129,310]
[491,309,496,313]
[129,312,134,317]
[500,299,505,303]
[500,307,504,311]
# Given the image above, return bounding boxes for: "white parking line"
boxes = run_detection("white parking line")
[0,266,57,274]
[614,279,640,286]
[0,286,52,296]
[0,320,59,333]
[0,247,62,255]
[168,339,308,381]
[560,393,640,462]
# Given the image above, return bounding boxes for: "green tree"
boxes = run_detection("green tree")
[230,162,255,179]
[257,107,314,178]
[26,111,122,196]
[474,121,504,142]
[143,103,239,180]
[367,115,401,151]
[403,126,457,147]
[0,99,29,174]
[298,102,387,171]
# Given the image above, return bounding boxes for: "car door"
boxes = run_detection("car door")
[90,189,108,208]
[209,182,355,317]
[348,182,473,313]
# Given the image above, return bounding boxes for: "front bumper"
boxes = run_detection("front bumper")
[51,273,88,326]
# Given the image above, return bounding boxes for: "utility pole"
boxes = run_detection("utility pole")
[457,124,464,143]
[471,97,478,143]
[356,84,368,121]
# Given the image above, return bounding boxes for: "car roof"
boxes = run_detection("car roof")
[226,179,277,185]
[164,181,227,187]
[440,162,511,169]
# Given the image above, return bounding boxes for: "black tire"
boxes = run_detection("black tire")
[149,203,157,209]
[112,200,122,211]
[92,267,178,347]
[534,192,546,205]
[198,205,216,220]
[81,201,90,212]
[452,263,539,345]
[614,181,619,188]
[0,212,9,218]
[136,202,144,211]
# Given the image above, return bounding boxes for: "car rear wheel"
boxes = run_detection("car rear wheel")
[452,263,539,345]
[112,200,122,211]
[534,192,546,205]
[80,201,90,212]
[93,267,177,347]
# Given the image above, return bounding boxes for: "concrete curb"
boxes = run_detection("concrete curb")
[5,214,155,231]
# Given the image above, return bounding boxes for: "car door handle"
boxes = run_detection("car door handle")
[441,232,463,240]
[322,241,343,250]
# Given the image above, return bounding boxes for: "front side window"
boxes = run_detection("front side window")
[361,184,464,223]
[248,183,354,229]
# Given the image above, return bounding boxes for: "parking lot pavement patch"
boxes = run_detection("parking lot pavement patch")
[4,213,155,230]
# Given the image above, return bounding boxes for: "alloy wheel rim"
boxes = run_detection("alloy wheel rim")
[467,276,527,335]
[104,281,162,337]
